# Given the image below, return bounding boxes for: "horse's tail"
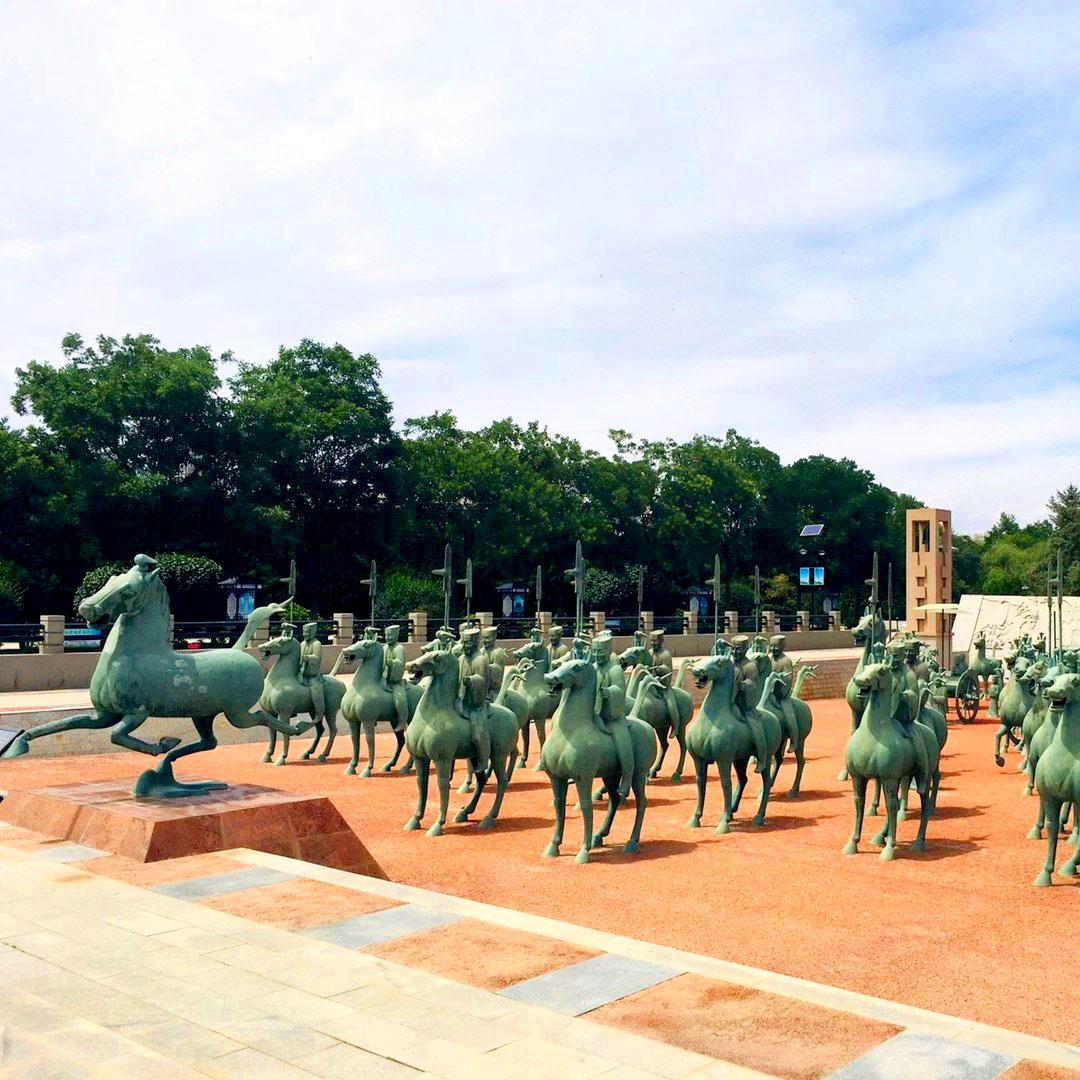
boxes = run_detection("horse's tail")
[233,598,290,651]
[495,665,517,705]
[674,657,693,691]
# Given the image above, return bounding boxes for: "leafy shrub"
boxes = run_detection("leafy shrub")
[73,552,223,613]
[374,570,444,620]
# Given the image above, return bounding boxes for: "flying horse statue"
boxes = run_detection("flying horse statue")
[2,555,311,797]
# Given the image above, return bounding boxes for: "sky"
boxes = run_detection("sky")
[2,1,1079,534]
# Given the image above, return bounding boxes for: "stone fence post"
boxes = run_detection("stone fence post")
[639,611,654,634]
[589,611,606,637]
[725,610,739,634]
[474,611,493,628]
[537,610,552,635]
[761,610,777,634]
[408,611,428,644]
[250,616,270,646]
[332,612,354,645]
[39,615,64,655]
[797,609,810,631]
[828,610,842,631]
[684,611,698,634]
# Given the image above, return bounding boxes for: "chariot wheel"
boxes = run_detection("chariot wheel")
[955,669,980,723]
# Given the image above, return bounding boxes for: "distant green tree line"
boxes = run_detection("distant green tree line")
[0,333,1072,622]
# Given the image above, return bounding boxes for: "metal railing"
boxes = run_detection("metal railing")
[172,619,339,649]
[0,623,42,651]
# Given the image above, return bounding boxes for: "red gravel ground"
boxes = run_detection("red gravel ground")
[2,698,1076,1040]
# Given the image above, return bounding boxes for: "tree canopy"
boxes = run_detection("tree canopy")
[2,333,1068,622]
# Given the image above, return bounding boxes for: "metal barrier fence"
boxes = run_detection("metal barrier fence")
[0,623,43,652]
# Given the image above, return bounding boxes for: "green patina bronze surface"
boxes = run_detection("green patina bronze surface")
[685,645,782,834]
[539,646,656,863]
[842,659,940,860]
[403,644,518,836]
[2,555,310,797]
[258,624,346,766]
[1032,673,1080,885]
[505,632,559,769]
[336,634,423,777]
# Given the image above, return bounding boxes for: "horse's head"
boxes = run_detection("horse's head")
[78,554,164,627]
[513,638,547,664]
[618,643,650,668]
[691,649,733,690]
[259,632,299,658]
[544,656,590,692]
[851,611,882,646]
[1046,673,1080,710]
[1017,658,1041,686]
[341,637,380,666]
[973,631,986,649]
[407,646,457,681]
[853,661,890,695]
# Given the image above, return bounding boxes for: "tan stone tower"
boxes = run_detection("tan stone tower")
[906,508,953,659]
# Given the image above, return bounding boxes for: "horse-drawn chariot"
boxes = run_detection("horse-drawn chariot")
[928,659,983,723]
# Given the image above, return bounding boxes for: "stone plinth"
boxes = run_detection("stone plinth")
[0,781,385,877]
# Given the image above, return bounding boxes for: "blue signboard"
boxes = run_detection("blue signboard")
[799,567,810,585]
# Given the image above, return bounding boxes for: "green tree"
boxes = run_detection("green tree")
[228,340,399,613]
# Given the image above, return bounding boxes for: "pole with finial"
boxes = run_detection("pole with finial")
[535,565,543,628]
[360,559,377,628]
[706,554,722,641]
[457,558,474,625]
[432,544,452,631]
[565,541,585,638]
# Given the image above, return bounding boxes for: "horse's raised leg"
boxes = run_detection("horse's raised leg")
[543,776,568,857]
[770,738,787,784]
[480,753,510,829]
[110,710,181,756]
[318,711,337,762]
[399,753,415,775]
[651,731,668,780]
[880,782,899,860]
[575,776,595,863]
[532,718,547,769]
[133,717,226,798]
[671,722,688,782]
[1029,795,1047,840]
[1035,796,1063,886]
[687,755,707,828]
[2,711,121,758]
[843,775,868,854]
[752,758,774,826]
[593,776,621,845]
[261,727,276,764]
[624,763,649,854]
[426,758,453,837]
[1022,758,1035,797]
[383,729,405,772]
[837,713,856,781]
[716,763,734,834]
[731,758,748,812]
[272,713,292,766]
[788,739,807,798]
[301,719,324,760]
[360,720,376,777]
[455,761,488,824]
[404,757,430,830]
[458,761,475,795]
[994,725,1008,767]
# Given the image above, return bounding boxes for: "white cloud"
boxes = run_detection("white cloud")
[1,0,1079,535]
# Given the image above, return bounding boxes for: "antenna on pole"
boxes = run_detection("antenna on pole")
[432,544,452,631]
[706,554,722,642]
[564,541,585,637]
[279,558,297,623]
[360,560,377,628]
[457,558,474,623]
[866,552,880,648]
[535,565,543,626]
[637,566,645,628]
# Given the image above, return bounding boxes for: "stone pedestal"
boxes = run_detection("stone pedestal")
[761,610,777,634]
[408,611,428,644]
[684,611,698,634]
[474,611,493,628]
[39,615,64,655]
[333,612,354,645]
[797,609,810,631]
[639,611,653,634]
[828,611,842,631]
[0,781,385,876]
[589,611,606,636]
[725,610,739,634]
[537,611,552,634]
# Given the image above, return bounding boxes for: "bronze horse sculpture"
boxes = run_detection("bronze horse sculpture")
[2,555,310,797]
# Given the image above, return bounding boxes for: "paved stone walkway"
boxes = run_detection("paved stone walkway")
[1,823,1076,1079]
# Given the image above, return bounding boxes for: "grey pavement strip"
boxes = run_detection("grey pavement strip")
[302,903,463,948]
[826,1030,1018,1080]
[152,866,297,900]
